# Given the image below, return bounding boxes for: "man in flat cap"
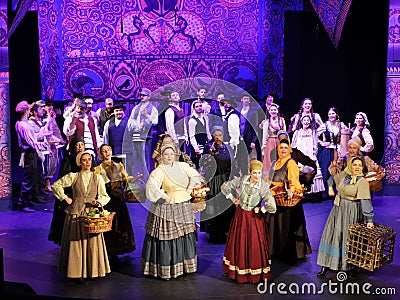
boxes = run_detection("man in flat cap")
[63,99,101,159]
[127,88,158,180]
[15,101,48,212]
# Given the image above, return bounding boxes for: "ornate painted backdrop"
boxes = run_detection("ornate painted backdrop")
[38,0,304,101]
[0,0,11,200]
[385,0,400,185]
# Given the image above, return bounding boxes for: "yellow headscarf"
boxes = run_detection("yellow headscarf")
[344,156,365,184]
[275,138,292,170]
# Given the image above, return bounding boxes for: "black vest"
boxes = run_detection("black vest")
[108,117,128,154]
[190,115,208,147]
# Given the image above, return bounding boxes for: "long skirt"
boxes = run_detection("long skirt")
[200,172,235,239]
[317,199,361,271]
[317,146,335,198]
[58,214,111,278]
[268,202,312,264]
[223,206,271,283]
[103,181,136,256]
[48,196,69,245]
[141,201,197,280]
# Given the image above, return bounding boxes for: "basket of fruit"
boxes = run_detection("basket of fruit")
[80,203,115,234]
[191,184,210,213]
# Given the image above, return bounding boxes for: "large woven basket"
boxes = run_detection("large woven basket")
[364,171,385,193]
[80,203,115,234]
[272,185,305,207]
[346,223,396,271]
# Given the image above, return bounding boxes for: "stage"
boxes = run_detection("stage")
[0,193,399,300]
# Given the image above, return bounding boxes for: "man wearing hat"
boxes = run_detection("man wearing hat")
[83,95,99,126]
[103,102,130,156]
[127,88,158,180]
[63,99,101,159]
[15,101,48,212]
[63,92,83,118]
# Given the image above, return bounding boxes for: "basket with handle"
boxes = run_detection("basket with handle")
[364,169,385,193]
[271,183,305,207]
[190,183,210,213]
[125,174,146,203]
[80,203,116,234]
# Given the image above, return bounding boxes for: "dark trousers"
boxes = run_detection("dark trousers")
[18,150,41,208]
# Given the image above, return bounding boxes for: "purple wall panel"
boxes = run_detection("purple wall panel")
[385,0,400,184]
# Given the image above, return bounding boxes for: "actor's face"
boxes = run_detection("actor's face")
[351,159,363,175]
[250,169,262,182]
[348,144,360,157]
[105,98,114,111]
[100,145,112,160]
[80,154,92,170]
[74,142,85,154]
[114,108,125,120]
[212,130,223,144]
[162,148,175,165]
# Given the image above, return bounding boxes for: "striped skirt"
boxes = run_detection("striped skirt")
[141,201,197,280]
[317,199,361,271]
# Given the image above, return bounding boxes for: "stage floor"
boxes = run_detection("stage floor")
[0,194,399,300]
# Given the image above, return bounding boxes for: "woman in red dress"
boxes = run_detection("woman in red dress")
[221,160,276,283]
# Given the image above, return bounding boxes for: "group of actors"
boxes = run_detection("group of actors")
[13,88,383,284]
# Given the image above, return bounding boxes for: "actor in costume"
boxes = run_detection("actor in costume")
[221,160,276,283]
[199,126,237,243]
[141,144,202,280]
[317,156,374,277]
[266,137,312,265]
[94,144,136,260]
[52,151,111,282]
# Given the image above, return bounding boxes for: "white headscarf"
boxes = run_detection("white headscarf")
[355,112,370,127]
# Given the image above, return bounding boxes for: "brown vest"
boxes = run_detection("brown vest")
[69,117,98,150]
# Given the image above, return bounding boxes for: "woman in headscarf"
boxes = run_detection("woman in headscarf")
[48,136,87,245]
[317,156,374,277]
[152,132,196,169]
[266,136,312,265]
[94,144,136,261]
[52,151,111,283]
[350,112,374,155]
[220,159,276,283]
[199,126,237,243]
[141,144,203,280]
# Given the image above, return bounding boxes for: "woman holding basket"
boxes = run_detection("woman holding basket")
[141,144,203,280]
[52,151,111,283]
[94,144,136,261]
[317,156,374,277]
[265,136,312,265]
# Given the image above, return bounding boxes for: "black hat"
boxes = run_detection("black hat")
[160,86,176,96]
[221,98,237,108]
[73,92,83,99]
[112,103,126,112]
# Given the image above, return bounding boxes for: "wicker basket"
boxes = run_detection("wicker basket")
[364,171,385,193]
[190,185,210,213]
[80,203,116,234]
[346,223,396,271]
[125,177,146,203]
[271,185,305,207]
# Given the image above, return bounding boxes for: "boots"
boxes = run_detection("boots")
[317,267,329,277]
